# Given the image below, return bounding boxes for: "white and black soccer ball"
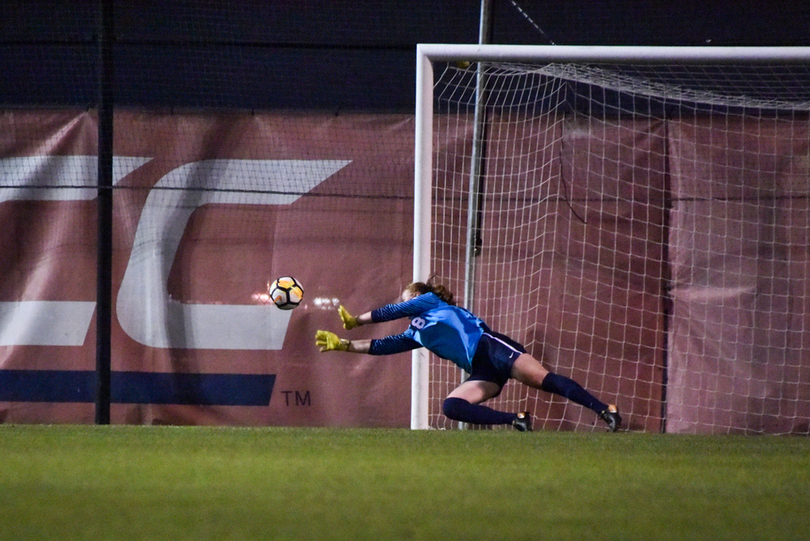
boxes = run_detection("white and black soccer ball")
[268,276,304,310]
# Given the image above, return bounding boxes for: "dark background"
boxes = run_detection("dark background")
[2,1,810,111]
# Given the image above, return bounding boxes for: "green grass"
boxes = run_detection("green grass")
[0,425,808,541]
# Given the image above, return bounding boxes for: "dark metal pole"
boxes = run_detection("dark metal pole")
[463,0,494,310]
[95,0,114,425]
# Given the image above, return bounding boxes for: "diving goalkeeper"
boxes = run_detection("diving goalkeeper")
[315,279,621,432]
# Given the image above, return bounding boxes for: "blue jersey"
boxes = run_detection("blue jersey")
[368,292,487,373]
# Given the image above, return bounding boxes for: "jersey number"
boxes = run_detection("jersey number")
[411,316,427,330]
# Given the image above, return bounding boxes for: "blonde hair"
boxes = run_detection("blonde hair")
[405,276,455,305]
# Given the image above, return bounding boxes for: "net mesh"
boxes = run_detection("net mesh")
[427,57,810,434]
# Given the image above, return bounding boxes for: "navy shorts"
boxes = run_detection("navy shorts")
[467,331,526,388]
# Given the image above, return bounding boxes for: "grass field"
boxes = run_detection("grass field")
[1,425,808,541]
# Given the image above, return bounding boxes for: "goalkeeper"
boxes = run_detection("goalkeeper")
[315,279,621,432]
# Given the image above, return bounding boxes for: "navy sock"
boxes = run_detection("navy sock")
[541,372,607,414]
[442,397,516,426]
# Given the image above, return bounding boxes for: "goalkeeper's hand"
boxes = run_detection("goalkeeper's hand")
[315,330,350,352]
[338,305,359,330]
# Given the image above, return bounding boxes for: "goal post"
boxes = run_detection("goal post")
[412,44,810,433]
[410,48,434,430]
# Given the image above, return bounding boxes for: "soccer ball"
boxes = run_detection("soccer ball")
[268,276,304,310]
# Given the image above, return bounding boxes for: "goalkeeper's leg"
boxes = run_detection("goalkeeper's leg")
[512,353,621,431]
[443,380,530,430]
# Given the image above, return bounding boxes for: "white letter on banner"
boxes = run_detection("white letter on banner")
[0,155,151,346]
[116,159,351,350]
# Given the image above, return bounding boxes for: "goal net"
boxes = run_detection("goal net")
[413,45,810,434]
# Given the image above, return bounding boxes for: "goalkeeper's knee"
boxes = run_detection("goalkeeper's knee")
[442,397,470,421]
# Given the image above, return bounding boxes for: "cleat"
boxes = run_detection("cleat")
[512,411,532,432]
[599,404,622,432]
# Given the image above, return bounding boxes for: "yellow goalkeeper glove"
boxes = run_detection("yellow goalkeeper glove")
[315,330,350,352]
[338,305,359,330]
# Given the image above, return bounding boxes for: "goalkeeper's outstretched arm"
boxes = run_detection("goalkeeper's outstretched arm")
[315,330,371,353]
[315,305,372,353]
[338,305,373,330]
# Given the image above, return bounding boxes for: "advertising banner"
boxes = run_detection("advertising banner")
[0,110,416,426]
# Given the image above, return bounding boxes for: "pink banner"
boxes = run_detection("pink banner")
[0,110,416,426]
[2,109,809,433]
[666,117,810,434]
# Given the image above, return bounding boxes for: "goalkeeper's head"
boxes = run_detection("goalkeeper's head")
[403,278,455,305]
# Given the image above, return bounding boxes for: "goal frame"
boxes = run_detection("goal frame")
[410,44,810,430]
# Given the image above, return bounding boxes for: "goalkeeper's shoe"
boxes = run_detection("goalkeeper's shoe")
[598,404,622,432]
[512,411,532,432]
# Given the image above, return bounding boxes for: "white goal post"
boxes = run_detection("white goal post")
[412,44,810,433]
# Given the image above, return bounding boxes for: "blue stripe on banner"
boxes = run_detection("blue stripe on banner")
[0,370,275,406]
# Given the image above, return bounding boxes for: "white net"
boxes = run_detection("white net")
[425,52,810,434]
